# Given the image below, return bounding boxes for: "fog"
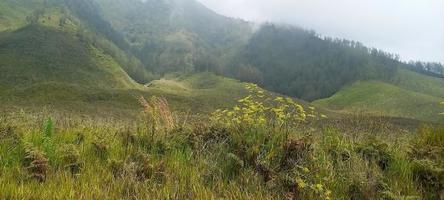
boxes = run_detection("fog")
[197,0,444,63]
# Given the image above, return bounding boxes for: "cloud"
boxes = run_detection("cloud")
[197,0,444,63]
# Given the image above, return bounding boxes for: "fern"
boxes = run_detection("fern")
[42,118,55,162]
[42,118,53,138]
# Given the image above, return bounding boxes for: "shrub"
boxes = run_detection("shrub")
[108,152,165,183]
[92,138,108,159]
[60,144,81,175]
[357,138,392,171]
[210,83,309,135]
[412,159,444,199]
[23,144,48,182]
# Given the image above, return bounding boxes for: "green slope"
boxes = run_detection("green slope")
[313,74,444,122]
[393,68,444,98]
[0,25,139,89]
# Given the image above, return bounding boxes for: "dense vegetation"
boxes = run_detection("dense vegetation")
[228,24,400,100]
[1,86,443,199]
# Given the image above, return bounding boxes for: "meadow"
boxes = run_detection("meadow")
[0,84,442,200]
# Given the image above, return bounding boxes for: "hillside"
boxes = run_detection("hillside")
[0,0,443,123]
[0,25,138,89]
[227,24,404,101]
[313,69,444,122]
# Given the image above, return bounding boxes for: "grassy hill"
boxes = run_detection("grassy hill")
[313,68,444,122]
[0,71,249,118]
[0,25,138,89]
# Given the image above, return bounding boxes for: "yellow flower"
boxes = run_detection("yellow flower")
[275,97,285,102]
[325,190,332,196]
[296,178,306,189]
[286,97,293,103]
[302,167,310,173]
[315,184,323,191]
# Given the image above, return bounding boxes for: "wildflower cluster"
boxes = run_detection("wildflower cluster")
[211,83,323,131]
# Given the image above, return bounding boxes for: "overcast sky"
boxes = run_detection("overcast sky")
[196,0,444,63]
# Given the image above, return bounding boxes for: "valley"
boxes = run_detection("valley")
[0,0,443,199]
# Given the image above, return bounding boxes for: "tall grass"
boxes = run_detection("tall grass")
[0,89,442,199]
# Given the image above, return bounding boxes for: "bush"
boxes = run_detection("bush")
[23,145,48,182]
[412,159,444,199]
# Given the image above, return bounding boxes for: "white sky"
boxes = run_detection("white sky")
[197,0,444,63]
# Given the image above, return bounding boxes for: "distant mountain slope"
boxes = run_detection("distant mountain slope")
[313,69,444,122]
[92,0,253,74]
[229,24,404,101]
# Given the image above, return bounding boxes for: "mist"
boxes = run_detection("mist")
[197,0,444,63]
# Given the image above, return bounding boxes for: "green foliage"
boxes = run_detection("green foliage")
[42,118,53,138]
[409,127,444,199]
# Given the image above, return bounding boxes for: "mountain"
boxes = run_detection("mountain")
[0,0,443,122]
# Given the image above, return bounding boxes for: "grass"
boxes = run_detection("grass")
[0,86,442,199]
